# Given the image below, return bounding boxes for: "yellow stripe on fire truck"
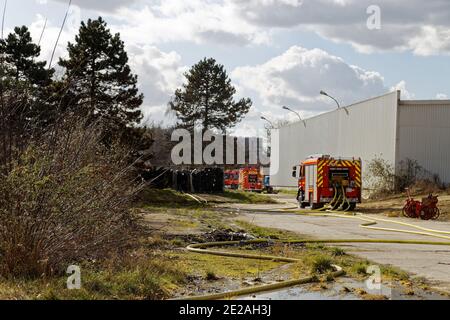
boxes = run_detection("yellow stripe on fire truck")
[354,169,361,187]
[317,176,323,187]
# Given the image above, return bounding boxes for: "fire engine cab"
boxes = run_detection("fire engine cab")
[293,155,362,211]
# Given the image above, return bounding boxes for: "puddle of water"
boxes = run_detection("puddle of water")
[238,277,448,300]
[239,284,359,300]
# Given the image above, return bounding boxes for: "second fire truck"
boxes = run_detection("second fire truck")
[239,166,264,192]
[224,169,239,189]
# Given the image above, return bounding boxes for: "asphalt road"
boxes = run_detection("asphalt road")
[229,193,450,293]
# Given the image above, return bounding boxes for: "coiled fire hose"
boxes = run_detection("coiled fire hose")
[175,192,450,300]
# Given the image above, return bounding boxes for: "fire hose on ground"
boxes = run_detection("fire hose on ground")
[175,189,450,300]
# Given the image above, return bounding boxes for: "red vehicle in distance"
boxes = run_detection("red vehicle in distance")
[239,166,263,193]
[224,169,239,190]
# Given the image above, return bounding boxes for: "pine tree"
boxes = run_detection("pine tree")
[169,58,252,132]
[0,26,54,133]
[1,26,53,85]
[59,17,143,128]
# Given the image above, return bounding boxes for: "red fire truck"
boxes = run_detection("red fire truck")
[293,155,362,210]
[239,166,263,192]
[224,169,239,189]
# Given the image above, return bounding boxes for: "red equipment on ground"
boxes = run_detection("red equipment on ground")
[293,155,362,211]
[402,188,440,220]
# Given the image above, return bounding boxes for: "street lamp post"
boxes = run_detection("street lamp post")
[260,116,274,128]
[282,106,306,127]
[320,90,349,115]
[260,116,274,158]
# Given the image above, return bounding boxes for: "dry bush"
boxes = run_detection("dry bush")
[396,159,446,194]
[408,179,445,195]
[0,117,143,278]
[366,156,396,198]
[366,156,445,199]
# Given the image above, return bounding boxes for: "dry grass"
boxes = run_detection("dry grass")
[0,245,187,300]
[0,119,142,278]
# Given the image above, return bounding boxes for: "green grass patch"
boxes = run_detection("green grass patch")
[205,270,219,281]
[308,255,334,274]
[235,220,300,240]
[221,190,278,204]
[143,205,232,231]
[0,253,187,300]
[380,265,410,281]
[169,251,282,279]
[277,188,298,195]
[351,261,370,275]
[331,247,346,257]
[139,188,201,206]
[138,188,278,208]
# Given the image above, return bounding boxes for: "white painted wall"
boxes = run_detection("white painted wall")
[397,101,450,184]
[270,91,400,187]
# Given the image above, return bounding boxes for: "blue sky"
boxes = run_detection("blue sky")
[3,0,450,136]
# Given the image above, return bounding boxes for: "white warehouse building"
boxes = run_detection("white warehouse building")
[270,91,450,188]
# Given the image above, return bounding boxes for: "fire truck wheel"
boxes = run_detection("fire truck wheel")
[309,199,322,210]
[349,203,356,211]
[300,202,307,209]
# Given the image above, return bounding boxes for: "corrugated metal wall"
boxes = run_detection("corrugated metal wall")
[398,101,450,184]
[270,91,399,187]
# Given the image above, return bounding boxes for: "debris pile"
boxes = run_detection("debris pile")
[203,229,255,242]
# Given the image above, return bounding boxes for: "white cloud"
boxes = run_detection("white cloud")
[50,0,138,12]
[25,1,433,136]
[28,10,80,71]
[107,0,270,46]
[390,80,415,100]
[230,46,395,135]
[231,0,450,55]
[127,44,187,123]
[32,0,450,62]
[26,12,186,126]
[45,1,450,56]
[436,93,448,100]
[409,26,450,56]
[232,46,387,114]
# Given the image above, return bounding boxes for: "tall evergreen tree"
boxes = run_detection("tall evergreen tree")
[169,58,252,132]
[0,26,54,133]
[59,17,143,128]
[1,26,53,85]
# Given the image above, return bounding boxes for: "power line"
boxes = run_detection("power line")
[38,17,47,46]
[49,0,72,69]
[1,0,7,40]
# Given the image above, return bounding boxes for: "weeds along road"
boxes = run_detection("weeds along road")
[224,193,450,294]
